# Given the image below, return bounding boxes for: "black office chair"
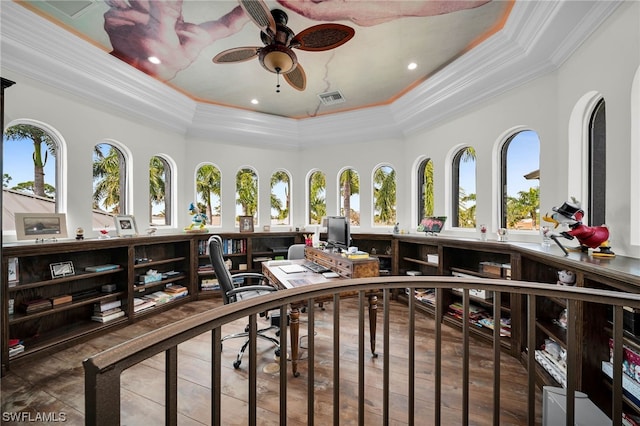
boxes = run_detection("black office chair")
[208,235,280,369]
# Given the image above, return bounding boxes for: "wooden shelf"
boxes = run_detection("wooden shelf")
[7,268,124,292]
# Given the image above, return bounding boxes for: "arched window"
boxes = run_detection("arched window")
[452,147,476,228]
[500,130,540,230]
[373,165,396,226]
[417,158,434,223]
[3,122,61,233]
[339,168,360,226]
[93,142,128,217]
[236,167,258,226]
[588,98,606,226]
[308,170,326,225]
[271,170,291,226]
[196,163,221,227]
[149,155,172,226]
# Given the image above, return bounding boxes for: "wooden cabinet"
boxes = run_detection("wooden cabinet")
[304,247,379,278]
[1,231,305,375]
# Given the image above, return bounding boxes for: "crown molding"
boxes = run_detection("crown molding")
[0,0,622,148]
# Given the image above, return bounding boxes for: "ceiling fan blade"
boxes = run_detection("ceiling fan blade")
[292,24,355,52]
[212,47,260,64]
[239,0,276,36]
[284,64,306,91]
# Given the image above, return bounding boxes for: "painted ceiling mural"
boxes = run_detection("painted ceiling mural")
[20,1,513,119]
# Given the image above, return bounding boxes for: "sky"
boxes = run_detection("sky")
[3,137,56,188]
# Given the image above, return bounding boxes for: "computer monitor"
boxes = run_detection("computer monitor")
[326,216,350,250]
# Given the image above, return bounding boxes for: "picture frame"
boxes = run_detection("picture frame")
[114,215,138,237]
[15,212,68,240]
[50,261,75,279]
[7,257,19,286]
[239,216,254,233]
[418,216,447,234]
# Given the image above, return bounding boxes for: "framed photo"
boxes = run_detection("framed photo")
[239,216,254,233]
[418,216,447,234]
[7,257,19,286]
[50,261,75,279]
[15,213,68,240]
[114,215,138,237]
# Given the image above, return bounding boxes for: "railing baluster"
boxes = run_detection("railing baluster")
[527,295,536,426]
[212,327,222,426]
[359,291,366,426]
[462,289,470,425]
[383,288,390,426]
[280,304,288,426]
[333,295,340,426]
[306,301,314,426]
[566,300,576,426]
[165,346,178,426]
[249,314,257,426]
[434,287,442,425]
[408,285,415,425]
[612,305,623,426]
[493,290,501,426]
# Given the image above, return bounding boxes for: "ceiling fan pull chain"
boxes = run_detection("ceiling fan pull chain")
[276,67,281,93]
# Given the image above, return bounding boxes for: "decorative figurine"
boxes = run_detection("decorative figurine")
[557,270,576,286]
[98,226,110,239]
[184,202,208,233]
[75,227,84,240]
[543,198,614,257]
[393,223,400,234]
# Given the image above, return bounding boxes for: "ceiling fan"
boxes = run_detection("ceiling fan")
[212,0,355,92]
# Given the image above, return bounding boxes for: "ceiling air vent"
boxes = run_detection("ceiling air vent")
[46,1,96,18]
[318,91,345,106]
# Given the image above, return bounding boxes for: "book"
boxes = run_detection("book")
[9,344,24,357]
[20,299,52,314]
[94,299,121,312]
[93,307,122,316]
[50,294,72,306]
[91,310,125,323]
[347,252,369,259]
[85,264,119,272]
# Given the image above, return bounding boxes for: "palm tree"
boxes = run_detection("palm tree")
[270,171,290,223]
[92,145,122,214]
[507,186,540,229]
[149,156,166,208]
[309,171,326,224]
[196,164,221,223]
[340,169,360,225]
[422,160,434,217]
[4,124,57,198]
[236,168,258,219]
[373,166,396,225]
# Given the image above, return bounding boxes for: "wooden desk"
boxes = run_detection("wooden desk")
[262,248,379,377]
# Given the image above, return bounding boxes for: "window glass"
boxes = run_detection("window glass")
[373,165,396,226]
[271,170,291,226]
[149,156,171,226]
[417,158,434,222]
[339,168,360,226]
[93,143,126,218]
[3,123,58,232]
[236,168,258,225]
[308,170,326,225]
[501,130,540,230]
[588,98,606,226]
[196,164,221,226]
[453,147,476,228]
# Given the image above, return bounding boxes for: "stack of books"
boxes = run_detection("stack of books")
[144,291,172,305]
[85,264,120,272]
[447,302,489,326]
[133,297,156,313]
[201,278,220,292]
[20,298,52,314]
[8,339,24,358]
[164,284,188,300]
[92,299,125,323]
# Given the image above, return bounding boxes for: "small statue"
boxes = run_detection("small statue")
[543,198,614,257]
[393,223,400,234]
[98,226,110,239]
[184,202,208,233]
[75,227,84,240]
[557,270,576,286]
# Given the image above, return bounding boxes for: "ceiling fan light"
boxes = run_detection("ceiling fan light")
[259,45,297,74]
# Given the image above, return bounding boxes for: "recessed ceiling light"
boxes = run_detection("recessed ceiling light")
[148,56,161,64]
[251,99,259,105]
[408,62,417,70]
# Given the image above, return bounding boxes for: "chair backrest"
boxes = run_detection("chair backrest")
[287,244,306,260]
[208,235,235,305]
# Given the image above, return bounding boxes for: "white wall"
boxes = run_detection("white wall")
[3,2,639,257]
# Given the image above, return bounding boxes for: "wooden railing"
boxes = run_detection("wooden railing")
[83,276,640,425]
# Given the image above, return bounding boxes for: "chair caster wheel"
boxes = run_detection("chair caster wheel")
[275,349,281,357]
[233,360,241,369]
[276,330,280,337]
